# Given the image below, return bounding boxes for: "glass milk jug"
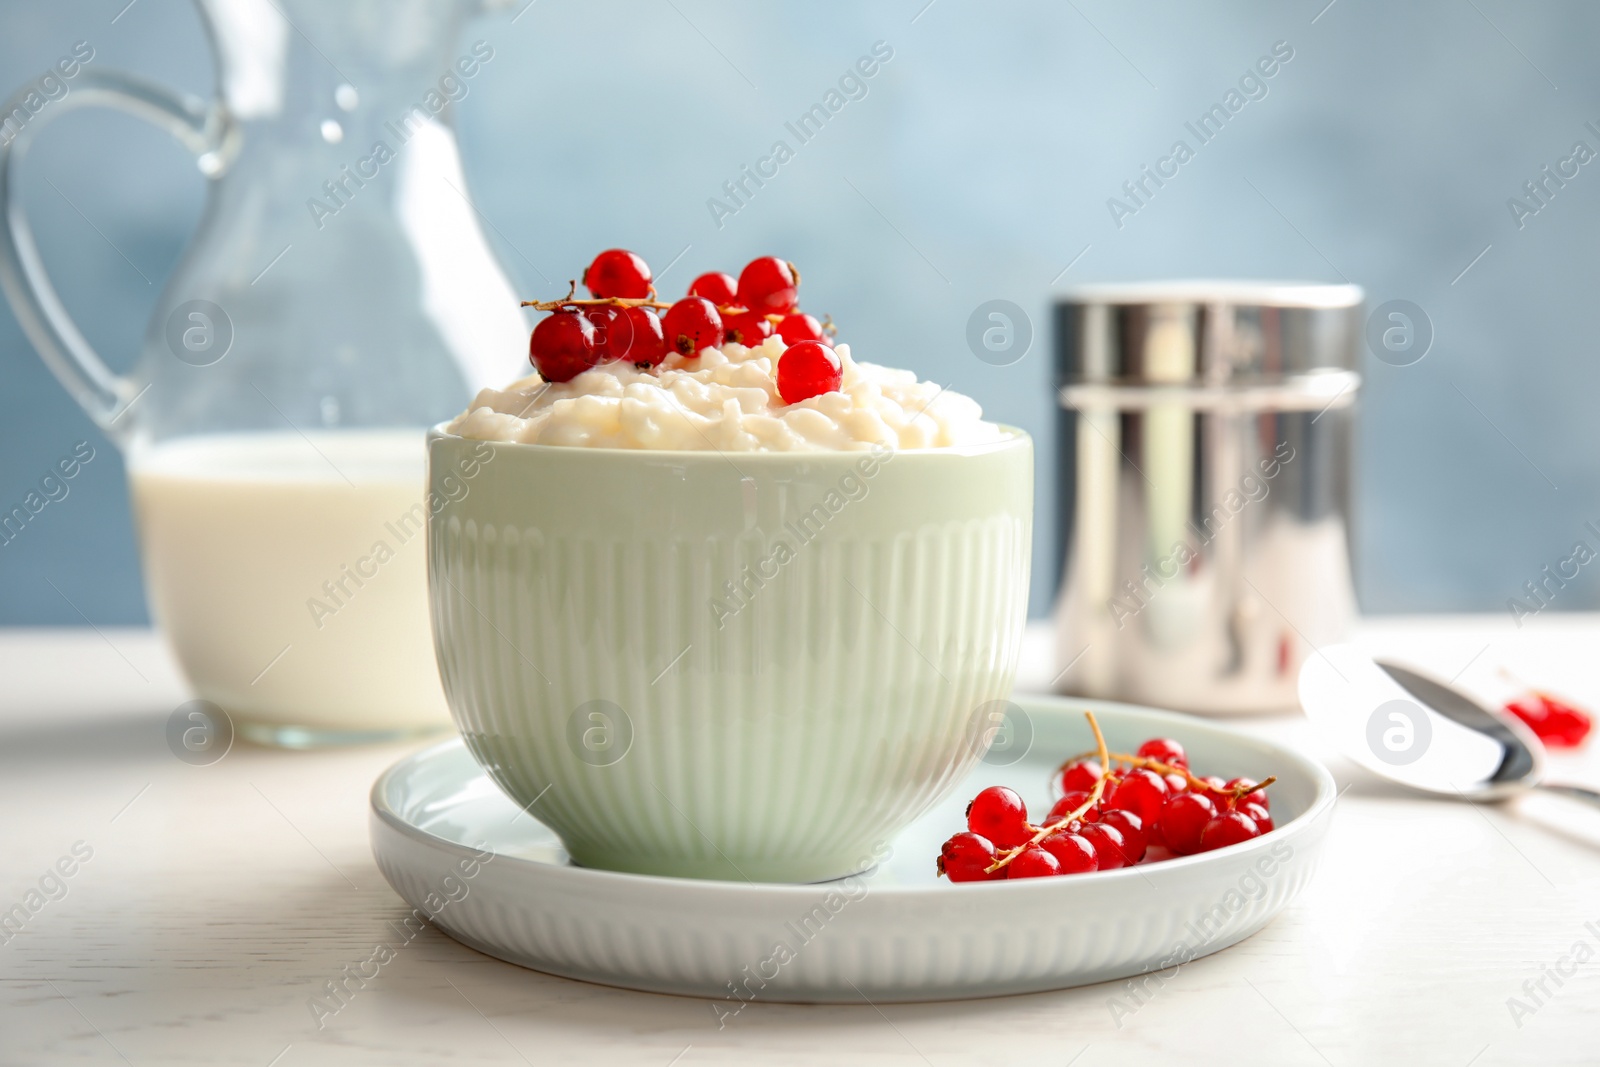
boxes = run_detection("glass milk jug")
[0,0,526,745]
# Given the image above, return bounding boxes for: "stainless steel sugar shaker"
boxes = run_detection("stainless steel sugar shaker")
[1052,281,1362,713]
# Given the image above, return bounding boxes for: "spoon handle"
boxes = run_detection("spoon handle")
[1534,782,1600,809]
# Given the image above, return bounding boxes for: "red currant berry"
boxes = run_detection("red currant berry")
[1080,822,1130,870]
[1506,695,1550,730]
[1137,737,1187,769]
[1047,790,1098,825]
[528,310,598,383]
[662,297,724,357]
[776,340,842,404]
[966,785,1031,850]
[1099,809,1147,863]
[1541,697,1594,747]
[1107,769,1168,827]
[1506,693,1594,748]
[1040,831,1097,874]
[736,256,799,313]
[1006,845,1062,879]
[614,306,666,367]
[1224,778,1269,810]
[584,305,623,363]
[1198,811,1262,852]
[1157,792,1217,855]
[937,832,998,882]
[687,270,737,305]
[1164,773,1189,795]
[1238,801,1274,833]
[582,248,652,299]
[776,311,830,346]
[1058,759,1103,794]
[1197,775,1227,798]
[723,309,774,347]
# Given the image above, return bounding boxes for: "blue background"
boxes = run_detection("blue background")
[2,0,1597,624]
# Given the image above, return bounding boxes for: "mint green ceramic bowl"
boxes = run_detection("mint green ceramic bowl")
[426,427,1032,882]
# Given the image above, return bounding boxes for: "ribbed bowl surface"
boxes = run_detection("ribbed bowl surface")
[426,431,1033,881]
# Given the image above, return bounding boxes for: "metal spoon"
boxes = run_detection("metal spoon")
[1298,645,1600,808]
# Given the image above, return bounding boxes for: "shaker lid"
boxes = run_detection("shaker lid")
[1060,279,1362,309]
[1054,278,1365,386]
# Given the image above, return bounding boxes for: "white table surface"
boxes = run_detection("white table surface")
[3,616,1599,1066]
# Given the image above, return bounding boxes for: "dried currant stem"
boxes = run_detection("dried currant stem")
[522,281,830,327]
[1056,749,1275,804]
[521,279,654,311]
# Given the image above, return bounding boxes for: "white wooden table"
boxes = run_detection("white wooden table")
[3,617,1598,1066]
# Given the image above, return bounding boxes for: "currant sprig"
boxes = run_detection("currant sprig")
[519,250,844,401]
[982,711,1111,875]
[939,721,1284,882]
[1055,749,1276,806]
[520,283,833,335]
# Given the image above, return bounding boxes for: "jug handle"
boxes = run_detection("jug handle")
[0,69,231,434]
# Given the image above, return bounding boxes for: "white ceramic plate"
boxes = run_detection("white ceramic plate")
[369,696,1335,1003]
